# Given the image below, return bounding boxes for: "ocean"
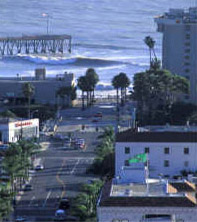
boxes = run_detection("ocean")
[0,0,193,90]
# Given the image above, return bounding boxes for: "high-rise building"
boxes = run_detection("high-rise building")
[155,8,197,104]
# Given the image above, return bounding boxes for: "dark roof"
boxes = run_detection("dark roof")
[99,181,196,208]
[170,182,195,192]
[116,131,197,143]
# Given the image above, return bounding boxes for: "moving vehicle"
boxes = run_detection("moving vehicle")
[54,209,66,221]
[59,198,70,210]
[15,216,26,222]
[35,164,44,171]
[23,184,32,191]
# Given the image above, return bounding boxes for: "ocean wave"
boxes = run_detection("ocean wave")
[2,54,124,67]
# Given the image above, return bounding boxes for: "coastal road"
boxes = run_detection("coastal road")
[15,132,99,222]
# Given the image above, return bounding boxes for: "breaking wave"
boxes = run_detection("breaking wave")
[2,54,124,67]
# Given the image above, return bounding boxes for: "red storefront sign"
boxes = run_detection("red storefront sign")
[15,121,33,127]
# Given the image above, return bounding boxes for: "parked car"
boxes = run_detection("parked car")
[94,112,102,118]
[35,164,44,171]
[54,209,66,221]
[15,216,26,222]
[58,198,70,210]
[23,184,32,191]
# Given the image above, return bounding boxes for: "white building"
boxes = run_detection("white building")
[0,118,39,144]
[115,131,197,178]
[155,8,197,104]
[97,179,197,222]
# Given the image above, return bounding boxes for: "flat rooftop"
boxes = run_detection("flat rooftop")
[111,181,166,197]
[155,7,197,24]
[98,180,196,207]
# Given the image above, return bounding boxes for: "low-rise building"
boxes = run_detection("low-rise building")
[0,68,75,105]
[97,178,197,222]
[115,131,197,178]
[0,118,39,144]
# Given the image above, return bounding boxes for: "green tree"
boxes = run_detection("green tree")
[132,68,189,125]
[112,73,130,107]
[144,36,156,67]
[78,76,88,110]
[0,189,12,221]
[112,75,120,110]
[85,68,99,105]
[22,82,35,119]
[56,86,76,107]
[118,72,131,106]
[0,110,17,118]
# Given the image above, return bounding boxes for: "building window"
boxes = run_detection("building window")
[125,147,130,154]
[185,69,190,73]
[185,42,190,46]
[184,161,189,167]
[125,160,129,166]
[184,147,189,154]
[164,147,170,154]
[185,34,190,39]
[144,147,150,153]
[112,220,120,222]
[184,62,190,66]
[184,55,190,59]
[164,160,169,167]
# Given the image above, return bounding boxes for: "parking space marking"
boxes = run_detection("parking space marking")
[70,158,80,175]
[28,196,35,207]
[42,190,52,207]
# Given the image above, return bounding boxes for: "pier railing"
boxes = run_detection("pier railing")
[0,34,72,56]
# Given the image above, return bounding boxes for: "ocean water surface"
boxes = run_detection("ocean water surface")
[0,0,193,88]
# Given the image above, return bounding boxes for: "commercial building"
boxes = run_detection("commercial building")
[0,118,39,144]
[115,131,197,178]
[97,178,197,222]
[0,68,75,105]
[155,7,197,104]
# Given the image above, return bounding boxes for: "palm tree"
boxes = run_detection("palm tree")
[22,82,35,119]
[56,86,77,107]
[112,75,120,110]
[78,76,88,110]
[144,36,157,67]
[85,68,99,105]
[118,72,130,106]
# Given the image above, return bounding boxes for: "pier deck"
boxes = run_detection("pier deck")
[0,34,72,56]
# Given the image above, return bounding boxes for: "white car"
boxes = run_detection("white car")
[35,164,44,171]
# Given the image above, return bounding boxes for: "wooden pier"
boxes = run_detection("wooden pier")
[0,34,72,56]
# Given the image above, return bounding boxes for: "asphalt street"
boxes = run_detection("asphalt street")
[15,132,99,222]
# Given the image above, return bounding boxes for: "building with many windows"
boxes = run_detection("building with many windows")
[115,131,197,178]
[155,8,197,104]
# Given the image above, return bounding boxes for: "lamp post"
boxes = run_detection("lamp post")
[42,13,51,35]
[30,110,38,119]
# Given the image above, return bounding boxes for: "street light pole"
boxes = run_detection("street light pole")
[42,13,51,35]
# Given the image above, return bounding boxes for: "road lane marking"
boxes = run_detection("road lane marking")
[28,196,35,207]
[70,159,80,175]
[42,190,52,207]
[56,159,67,198]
